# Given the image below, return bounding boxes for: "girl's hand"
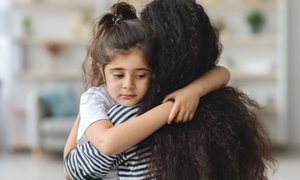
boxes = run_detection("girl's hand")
[162,66,230,124]
[162,86,201,124]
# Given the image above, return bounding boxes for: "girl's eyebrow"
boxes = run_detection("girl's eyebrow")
[109,68,151,71]
[109,68,123,71]
[135,68,152,71]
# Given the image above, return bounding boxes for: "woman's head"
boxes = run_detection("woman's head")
[139,0,222,112]
[82,2,156,106]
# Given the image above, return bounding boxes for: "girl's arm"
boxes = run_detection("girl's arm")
[163,66,230,123]
[64,65,229,159]
[85,101,174,156]
[64,112,80,159]
[63,112,80,180]
[63,101,173,178]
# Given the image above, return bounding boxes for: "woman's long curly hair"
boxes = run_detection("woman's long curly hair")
[137,0,277,179]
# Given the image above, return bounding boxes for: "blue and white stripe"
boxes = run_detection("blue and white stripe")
[117,147,151,179]
[65,103,150,180]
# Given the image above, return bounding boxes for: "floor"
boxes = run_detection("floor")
[271,148,300,180]
[0,151,65,180]
[0,149,299,180]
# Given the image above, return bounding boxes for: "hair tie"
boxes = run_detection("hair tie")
[112,14,124,24]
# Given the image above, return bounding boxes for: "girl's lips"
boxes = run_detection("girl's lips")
[122,94,136,98]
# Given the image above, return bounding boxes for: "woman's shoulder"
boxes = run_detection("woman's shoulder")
[193,86,258,121]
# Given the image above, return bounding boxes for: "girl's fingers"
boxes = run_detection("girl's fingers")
[189,112,195,121]
[162,98,168,103]
[167,105,179,124]
[162,94,174,103]
[174,117,179,123]
[174,109,184,123]
[182,112,190,123]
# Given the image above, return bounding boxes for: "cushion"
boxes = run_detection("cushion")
[39,116,75,136]
[39,86,79,117]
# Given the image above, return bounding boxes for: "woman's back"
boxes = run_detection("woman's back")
[143,86,274,180]
[137,0,276,179]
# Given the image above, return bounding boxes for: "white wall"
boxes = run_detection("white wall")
[288,0,300,146]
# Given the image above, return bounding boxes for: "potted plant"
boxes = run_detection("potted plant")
[22,16,31,34]
[247,10,265,34]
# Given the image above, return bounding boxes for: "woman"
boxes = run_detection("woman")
[137,0,277,179]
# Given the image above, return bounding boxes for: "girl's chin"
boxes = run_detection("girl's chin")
[118,101,138,107]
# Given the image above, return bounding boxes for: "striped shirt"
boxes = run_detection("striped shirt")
[64,103,151,180]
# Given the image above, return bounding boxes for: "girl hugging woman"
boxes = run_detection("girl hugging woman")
[64,0,276,180]
[64,1,230,179]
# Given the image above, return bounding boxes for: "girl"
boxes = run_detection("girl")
[64,2,230,180]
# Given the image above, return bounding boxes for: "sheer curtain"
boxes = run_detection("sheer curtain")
[0,0,12,152]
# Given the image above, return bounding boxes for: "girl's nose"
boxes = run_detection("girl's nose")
[122,77,135,90]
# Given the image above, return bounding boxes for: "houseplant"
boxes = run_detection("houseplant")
[22,16,31,34]
[247,10,265,34]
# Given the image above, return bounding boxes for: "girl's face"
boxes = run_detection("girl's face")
[102,50,152,107]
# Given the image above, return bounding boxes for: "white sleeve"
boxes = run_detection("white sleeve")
[77,86,116,144]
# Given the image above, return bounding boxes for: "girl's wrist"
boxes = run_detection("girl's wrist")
[188,82,204,98]
[161,100,174,112]
[196,85,205,98]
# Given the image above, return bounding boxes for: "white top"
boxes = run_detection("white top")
[77,85,116,145]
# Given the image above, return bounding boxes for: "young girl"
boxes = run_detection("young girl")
[64,2,230,180]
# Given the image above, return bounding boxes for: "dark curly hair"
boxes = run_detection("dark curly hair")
[137,0,277,179]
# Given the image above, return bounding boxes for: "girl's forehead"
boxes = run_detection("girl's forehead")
[107,50,151,69]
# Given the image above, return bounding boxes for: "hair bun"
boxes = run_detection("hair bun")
[110,2,137,21]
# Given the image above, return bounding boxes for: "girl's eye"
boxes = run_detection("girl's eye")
[136,75,146,78]
[113,74,124,78]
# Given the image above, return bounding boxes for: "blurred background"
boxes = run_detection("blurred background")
[0,0,299,179]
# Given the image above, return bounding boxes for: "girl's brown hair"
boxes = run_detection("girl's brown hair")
[82,2,156,91]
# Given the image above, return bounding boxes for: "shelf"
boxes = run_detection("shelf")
[231,70,277,80]
[15,71,82,81]
[220,34,277,45]
[13,1,95,10]
[13,36,89,45]
[200,1,277,10]
[258,105,277,115]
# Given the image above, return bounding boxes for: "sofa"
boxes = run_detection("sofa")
[26,88,78,153]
